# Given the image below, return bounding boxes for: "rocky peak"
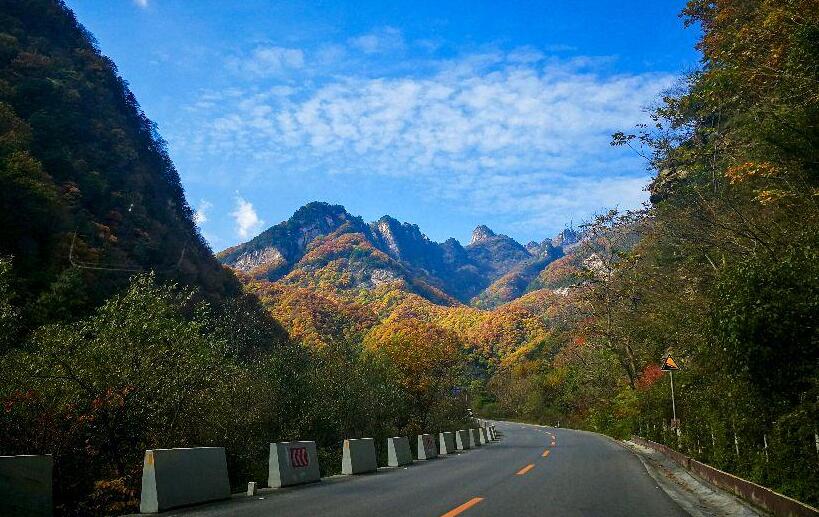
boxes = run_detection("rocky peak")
[374,216,402,256]
[470,225,496,245]
[372,216,430,259]
[286,202,358,249]
[530,240,560,259]
[552,227,580,248]
[291,201,350,227]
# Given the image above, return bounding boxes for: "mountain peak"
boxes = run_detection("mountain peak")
[291,201,350,221]
[219,202,561,304]
[470,225,496,245]
[552,227,580,248]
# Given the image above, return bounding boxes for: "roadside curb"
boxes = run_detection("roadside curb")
[631,436,818,517]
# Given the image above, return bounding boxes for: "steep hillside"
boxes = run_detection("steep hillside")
[246,267,556,367]
[466,225,532,279]
[472,239,563,308]
[0,0,239,318]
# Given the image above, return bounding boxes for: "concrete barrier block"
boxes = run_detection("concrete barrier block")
[470,429,482,447]
[456,430,471,450]
[479,428,488,444]
[387,437,413,467]
[439,432,456,455]
[139,447,230,513]
[417,434,438,460]
[269,441,320,488]
[0,455,52,517]
[342,438,377,475]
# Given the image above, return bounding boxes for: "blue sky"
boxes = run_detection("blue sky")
[67,0,700,249]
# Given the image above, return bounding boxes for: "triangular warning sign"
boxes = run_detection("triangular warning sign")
[661,355,680,371]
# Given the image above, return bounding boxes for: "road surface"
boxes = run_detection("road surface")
[167,421,686,516]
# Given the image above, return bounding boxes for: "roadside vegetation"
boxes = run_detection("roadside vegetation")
[0,2,470,514]
[478,0,819,505]
[1,0,816,513]
[0,265,471,514]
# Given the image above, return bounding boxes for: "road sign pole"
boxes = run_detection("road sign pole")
[670,370,676,423]
[661,354,681,434]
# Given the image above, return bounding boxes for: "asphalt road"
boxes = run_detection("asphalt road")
[168,421,686,517]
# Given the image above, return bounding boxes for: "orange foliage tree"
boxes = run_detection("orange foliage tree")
[363,317,464,431]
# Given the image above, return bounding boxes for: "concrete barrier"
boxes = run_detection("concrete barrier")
[439,432,456,455]
[479,428,488,445]
[139,447,230,513]
[269,441,320,488]
[470,429,482,447]
[342,438,377,475]
[387,437,413,467]
[0,455,52,517]
[455,430,471,450]
[417,434,438,460]
[486,426,495,440]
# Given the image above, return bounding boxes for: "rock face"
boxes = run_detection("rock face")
[231,247,285,273]
[466,226,533,280]
[218,202,578,306]
[552,228,580,248]
[217,202,365,279]
[470,225,496,245]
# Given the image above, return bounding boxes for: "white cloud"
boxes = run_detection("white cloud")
[179,50,673,237]
[231,196,264,239]
[190,54,670,172]
[193,199,212,226]
[229,46,304,77]
[349,27,405,54]
[133,0,148,8]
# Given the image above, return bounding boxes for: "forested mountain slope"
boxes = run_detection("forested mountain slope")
[0,0,240,330]
[219,201,573,306]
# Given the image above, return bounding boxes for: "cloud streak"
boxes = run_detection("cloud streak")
[228,46,305,77]
[349,27,405,54]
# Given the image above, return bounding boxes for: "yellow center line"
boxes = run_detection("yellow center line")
[542,449,550,457]
[516,463,535,475]
[440,497,484,517]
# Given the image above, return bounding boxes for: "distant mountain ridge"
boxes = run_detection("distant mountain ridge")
[218,202,579,307]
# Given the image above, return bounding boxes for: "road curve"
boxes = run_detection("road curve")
[167,421,686,517]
